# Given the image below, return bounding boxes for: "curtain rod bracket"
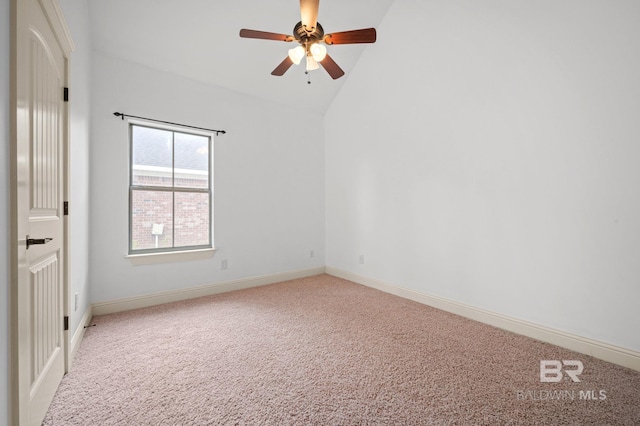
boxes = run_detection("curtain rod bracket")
[113,112,226,136]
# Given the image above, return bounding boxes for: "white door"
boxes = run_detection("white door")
[13,0,68,424]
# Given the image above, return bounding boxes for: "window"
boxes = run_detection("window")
[129,123,212,254]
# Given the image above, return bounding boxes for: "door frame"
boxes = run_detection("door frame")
[9,0,75,423]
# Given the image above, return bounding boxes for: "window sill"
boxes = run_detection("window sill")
[126,248,216,266]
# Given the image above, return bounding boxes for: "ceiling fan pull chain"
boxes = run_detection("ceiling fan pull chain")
[306,70,311,84]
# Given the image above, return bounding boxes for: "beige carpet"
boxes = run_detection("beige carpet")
[44,275,640,425]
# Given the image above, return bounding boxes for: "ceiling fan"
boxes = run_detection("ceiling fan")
[239,0,377,80]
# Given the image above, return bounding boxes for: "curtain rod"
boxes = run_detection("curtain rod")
[113,112,226,136]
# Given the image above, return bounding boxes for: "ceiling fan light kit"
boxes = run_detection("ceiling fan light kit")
[310,43,327,62]
[239,0,377,81]
[306,56,320,71]
[288,46,305,65]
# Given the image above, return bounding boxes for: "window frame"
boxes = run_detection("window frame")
[127,119,214,256]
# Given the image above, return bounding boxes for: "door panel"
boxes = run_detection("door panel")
[30,254,61,384]
[30,32,61,212]
[14,0,67,424]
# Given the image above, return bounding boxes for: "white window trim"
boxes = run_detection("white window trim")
[126,118,215,259]
[126,247,216,266]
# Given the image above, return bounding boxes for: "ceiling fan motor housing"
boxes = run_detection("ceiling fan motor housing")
[294,21,324,47]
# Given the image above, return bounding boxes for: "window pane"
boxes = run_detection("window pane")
[131,189,174,250]
[174,192,210,248]
[129,123,213,254]
[174,132,209,189]
[132,126,173,187]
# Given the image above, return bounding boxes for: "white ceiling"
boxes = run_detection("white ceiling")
[87,0,395,114]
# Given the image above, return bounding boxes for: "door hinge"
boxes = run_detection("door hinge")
[64,201,69,216]
[63,87,69,102]
[64,316,69,331]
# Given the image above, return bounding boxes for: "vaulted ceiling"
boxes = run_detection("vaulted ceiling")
[87,0,395,114]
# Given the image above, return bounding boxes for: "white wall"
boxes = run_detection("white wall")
[326,0,640,352]
[90,53,325,302]
[1,0,10,421]
[58,0,92,337]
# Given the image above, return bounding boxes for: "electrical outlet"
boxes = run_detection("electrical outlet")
[221,259,228,270]
[359,254,365,265]
[310,250,315,258]
[74,293,79,312]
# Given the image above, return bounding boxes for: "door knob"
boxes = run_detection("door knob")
[26,235,53,250]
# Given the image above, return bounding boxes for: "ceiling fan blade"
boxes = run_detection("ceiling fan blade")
[300,0,319,30]
[271,57,295,76]
[324,28,377,45]
[239,29,294,42]
[320,54,345,80]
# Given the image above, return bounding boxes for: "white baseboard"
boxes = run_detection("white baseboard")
[326,266,640,372]
[67,305,93,370]
[92,267,326,316]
